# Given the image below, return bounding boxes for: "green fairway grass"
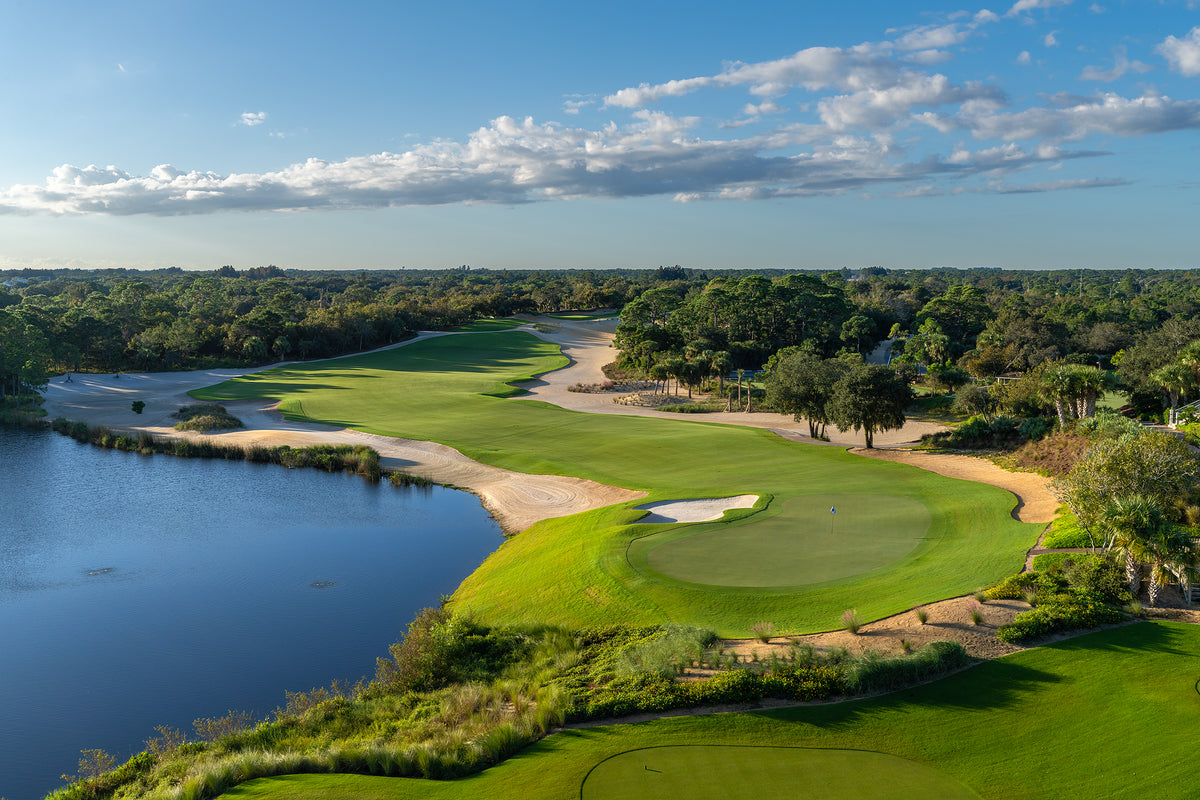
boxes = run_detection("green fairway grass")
[581,746,981,799]
[221,622,1200,800]
[450,317,527,331]
[193,331,1040,635]
[632,494,930,587]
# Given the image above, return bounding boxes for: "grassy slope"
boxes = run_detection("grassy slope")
[224,622,1200,800]
[193,332,1040,635]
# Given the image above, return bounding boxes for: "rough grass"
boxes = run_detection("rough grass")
[222,622,1200,800]
[999,432,1089,477]
[193,332,1040,636]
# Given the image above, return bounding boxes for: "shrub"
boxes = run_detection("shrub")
[131,400,145,414]
[915,607,928,624]
[984,572,1039,600]
[839,641,969,694]
[995,593,1122,644]
[172,403,244,431]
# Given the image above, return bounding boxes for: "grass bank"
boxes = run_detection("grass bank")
[224,621,1200,800]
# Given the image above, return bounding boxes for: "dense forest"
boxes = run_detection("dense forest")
[5,264,1200,420]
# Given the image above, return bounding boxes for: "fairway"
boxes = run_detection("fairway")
[632,494,930,587]
[582,746,980,800]
[194,331,1040,635]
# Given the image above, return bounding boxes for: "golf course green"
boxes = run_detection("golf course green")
[632,493,931,587]
[193,330,1041,635]
[581,746,981,799]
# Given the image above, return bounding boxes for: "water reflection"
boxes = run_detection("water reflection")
[0,427,501,800]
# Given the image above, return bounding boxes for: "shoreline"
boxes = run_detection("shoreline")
[40,317,1056,532]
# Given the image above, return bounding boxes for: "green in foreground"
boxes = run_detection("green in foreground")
[224,621,1200,800]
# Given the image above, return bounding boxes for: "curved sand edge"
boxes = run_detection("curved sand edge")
[634,495,759,524]
[40,333,644,534]
[41,317,1052,533]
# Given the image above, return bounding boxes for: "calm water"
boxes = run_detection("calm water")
[0,427,502,800]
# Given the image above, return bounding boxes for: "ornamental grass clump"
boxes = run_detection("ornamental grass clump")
[750,621,775,643]
[969,600,984,626]
[841,609,863,634]
[915,607,928,624]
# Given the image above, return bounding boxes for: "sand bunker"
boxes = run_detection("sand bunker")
[635,494,759,524]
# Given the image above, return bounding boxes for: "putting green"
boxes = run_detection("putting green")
[195,331,1040,635]
[582,746,980,800]
[631,494,930,587]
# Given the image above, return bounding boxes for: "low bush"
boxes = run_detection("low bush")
[839,641,970,694]
[984,572,1039,600]
[921,415,1026,450]
[1031,552,1104,572]
[995,593,1123,644]
[657,401,727,413]
[172,403,244,431]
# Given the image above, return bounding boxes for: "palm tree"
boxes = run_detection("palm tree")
[1101,494,1167,597]
[1150,363,1195,426]
[1102,494,1197,605]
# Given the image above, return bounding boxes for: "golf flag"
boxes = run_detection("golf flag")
[830,506,836,515]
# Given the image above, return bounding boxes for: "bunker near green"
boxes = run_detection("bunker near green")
[630,494,931,587]
[581,746,980,800]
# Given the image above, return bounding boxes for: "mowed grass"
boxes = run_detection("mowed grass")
[632,494,931,587]
[193,331,1041,635]
[222,622,1200,800]
[581,746,981,799]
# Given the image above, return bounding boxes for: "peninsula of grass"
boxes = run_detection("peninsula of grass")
[192,331,1041,636]
[222,621,1200,800]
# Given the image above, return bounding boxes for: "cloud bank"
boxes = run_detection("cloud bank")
[1,6,1197,216]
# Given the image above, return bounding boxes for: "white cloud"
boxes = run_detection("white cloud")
[964,91,1200,141]
[1089,3,1104,12]
[817,73,1000,131]
[1157,27,1200,77]
[1006,0,1073,17]
[604,45,907,108]
[1044,31,1059,47]
[1080,46,1151,82]
[992,177,1126,192]
[4,6,1197,214]
[563,95,596,115]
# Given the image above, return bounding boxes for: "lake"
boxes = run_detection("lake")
[0,427,502,800]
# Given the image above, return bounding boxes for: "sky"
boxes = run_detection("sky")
[0,0,1198,272]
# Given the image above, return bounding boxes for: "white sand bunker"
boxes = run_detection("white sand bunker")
[634,494,759,524]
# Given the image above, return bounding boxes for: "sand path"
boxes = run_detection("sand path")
[42,316,1053,532]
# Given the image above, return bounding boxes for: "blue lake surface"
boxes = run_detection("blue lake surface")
[0,427,503,800]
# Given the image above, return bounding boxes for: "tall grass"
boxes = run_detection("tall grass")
[48,418,385,481]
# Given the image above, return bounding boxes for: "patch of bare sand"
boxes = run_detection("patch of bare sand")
[634,495,759,524]
[724,595,1029,664]
[515,317,948,447]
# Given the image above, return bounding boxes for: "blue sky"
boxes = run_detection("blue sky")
[1,0,1198,271]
